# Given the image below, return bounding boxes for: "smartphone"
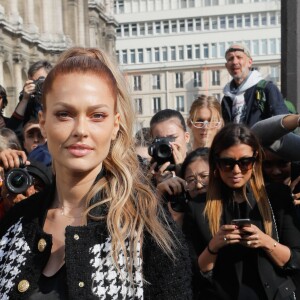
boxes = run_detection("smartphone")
[231,218,251,227]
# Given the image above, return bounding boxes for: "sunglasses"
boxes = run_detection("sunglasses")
[216,156,256,172]
[190,120,221,129]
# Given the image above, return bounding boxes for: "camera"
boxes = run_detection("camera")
[5,158,33,194]
[148,137,175,166]
[164,191,188,213]
[30,76,45,104]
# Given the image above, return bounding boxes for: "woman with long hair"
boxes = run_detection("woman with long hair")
[0,47,192,299]
[186,123,300,299]
[187,95,223,149]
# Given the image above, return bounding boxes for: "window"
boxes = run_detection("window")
[228,16,234,28]
[152,74,161,90]
[116,50,120,63]
[114,0,124,13]
[212,17,218,30]
[146,48,152,62]
[211,43,217,58]
[155,21,161,34]
[124,24,129,36]
[204,18,209,30]
[135,98,143,114]
[181,0,187,8]
[171,46,176,60]
[261,13,267,26]
[194,71,202,87]
[131,24,137,36]
[187,45,192,59]
[163,21,169,33]
[195,18,201,31]
[253,14,259,26]
[203,44,209,58]
[236,15,242,28]
[187,19,193,31]
[212,70,220,86]
[179,46,184,60]
[162,47,168,61]
[138,49,144,63]
[189,0,195,6]
[116,27,121,37]
[122,50,128,64]
[269,39,276,54]
[130,49,136,63]
[139,23,145,35]
[175,73,184,88]
[270,66,280,82]
[220,16,226,29]
[252,40,259,55]
[133,76,142,91]
[176,96,185,112]
[244,14,251,27]
[195,45,200,59]
[261,39,267,55]
[171,20,177,33]
[270,12,276,25]
[153,97,161,113]
[219,42,226,57]
[180,20,185,32]
[147,22,153,34]
[154,47,160,62]
[204,0,219,5]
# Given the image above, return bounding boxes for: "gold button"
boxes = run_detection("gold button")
[18,280,30,293]
[79,281,85,287]
[74,234,79,240]
[38,238,47,252]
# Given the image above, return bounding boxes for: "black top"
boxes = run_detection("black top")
[29,265,68,299]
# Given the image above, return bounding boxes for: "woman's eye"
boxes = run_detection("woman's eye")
[92,113,105,120]
[56,111,70,119]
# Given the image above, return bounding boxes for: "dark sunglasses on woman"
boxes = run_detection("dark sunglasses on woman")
[216,156,256,172]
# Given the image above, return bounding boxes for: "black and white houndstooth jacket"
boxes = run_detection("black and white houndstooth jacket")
[0,185,193,300]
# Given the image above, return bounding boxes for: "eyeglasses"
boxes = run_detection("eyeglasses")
[216,156,256,172]
[185,173,209,190]
[190,120,221,129]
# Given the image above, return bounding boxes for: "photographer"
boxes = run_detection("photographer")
[149,109,190,185]
[0,149,52,221]
[7,60,52,139]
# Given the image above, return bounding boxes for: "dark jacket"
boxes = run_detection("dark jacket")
[222,81,289,127]
[0,184,193,300]
[183,184,300,300]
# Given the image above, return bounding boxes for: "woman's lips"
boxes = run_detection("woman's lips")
[67,144,93,157]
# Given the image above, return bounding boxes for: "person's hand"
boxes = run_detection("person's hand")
[150,161,174,184]
[290,176,300,205]
[22,79,36,100]
[0,149,28,169]
[170,142,185,165]
[208,224,242,253]
[1,183,26,212]
[157,176,186,196]
[237,223,271,249]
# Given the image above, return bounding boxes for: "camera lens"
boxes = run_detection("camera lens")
[157,144,172,158]
[5,168,33,194]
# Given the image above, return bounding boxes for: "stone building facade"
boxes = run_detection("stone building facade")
[0,0,117,115]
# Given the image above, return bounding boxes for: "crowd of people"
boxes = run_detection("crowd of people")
[0,43,300,299]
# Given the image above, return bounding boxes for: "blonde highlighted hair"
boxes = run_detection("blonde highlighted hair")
[42,47,174,278]
[204,123,273,236]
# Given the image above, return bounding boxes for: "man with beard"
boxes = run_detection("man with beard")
[222,43,288,127]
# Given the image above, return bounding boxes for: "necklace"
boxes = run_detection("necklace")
[57,199,85,219]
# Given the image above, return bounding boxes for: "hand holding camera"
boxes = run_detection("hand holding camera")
[22,76,45,104]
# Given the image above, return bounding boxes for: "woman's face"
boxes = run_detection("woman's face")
[184,158,209,198]
[217,144,255,189]
[39,73,120,177]
[189,107,220,148]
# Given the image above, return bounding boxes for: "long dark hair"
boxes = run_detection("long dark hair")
[204,123,272,236]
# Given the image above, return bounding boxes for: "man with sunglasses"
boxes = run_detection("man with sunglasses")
[222,43,288,127]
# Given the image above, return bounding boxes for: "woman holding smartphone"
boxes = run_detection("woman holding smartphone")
[186,123,300,300]
[0,48,192,299]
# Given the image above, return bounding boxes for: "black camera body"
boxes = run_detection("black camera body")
[148,137,175,166]
[5,158,33,194]
[164,191,188,213]
[30,76,45,104]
